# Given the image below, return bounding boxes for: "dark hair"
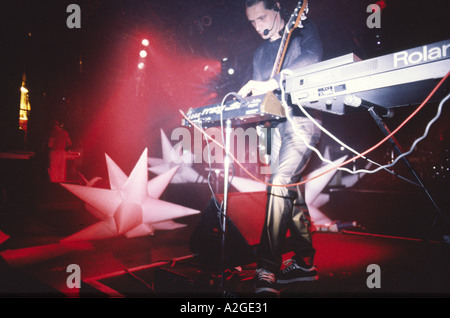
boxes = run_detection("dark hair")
[245,0,280,11]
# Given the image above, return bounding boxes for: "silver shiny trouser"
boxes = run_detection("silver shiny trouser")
[257,115,321,273]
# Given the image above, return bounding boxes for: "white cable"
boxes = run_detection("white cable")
[279,69,450,176]
[278,70,371,175]
[279,70,389,174]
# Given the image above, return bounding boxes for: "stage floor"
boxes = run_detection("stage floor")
[0,182,449,298]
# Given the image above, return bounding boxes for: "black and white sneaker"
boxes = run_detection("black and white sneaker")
[254,268,280,296]
[277,259,319,285]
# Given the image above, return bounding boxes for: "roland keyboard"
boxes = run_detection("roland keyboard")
[285,39,450,115]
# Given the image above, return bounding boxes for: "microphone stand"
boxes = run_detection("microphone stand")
[219,119,232,291]
[367,106,449,241]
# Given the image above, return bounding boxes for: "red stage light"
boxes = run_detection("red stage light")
[376,0,387,10]
[139,50,147,58]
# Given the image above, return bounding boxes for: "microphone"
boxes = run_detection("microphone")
[263,11,279,36]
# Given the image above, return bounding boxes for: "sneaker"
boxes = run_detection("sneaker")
[254,268,280,296]
[277,259,319,284]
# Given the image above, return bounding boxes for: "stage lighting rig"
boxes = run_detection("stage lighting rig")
[138,38,149,69]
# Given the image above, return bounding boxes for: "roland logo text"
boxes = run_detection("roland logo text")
[393,43,449,68]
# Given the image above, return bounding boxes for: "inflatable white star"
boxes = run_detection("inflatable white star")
[148,129,205,184]
[60,148,200,242]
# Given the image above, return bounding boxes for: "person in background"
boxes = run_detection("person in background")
[47,120,72,183]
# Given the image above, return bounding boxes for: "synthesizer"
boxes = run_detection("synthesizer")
[285,39,450,115]
[181,91,286,128]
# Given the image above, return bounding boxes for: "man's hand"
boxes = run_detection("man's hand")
[238,78,279,97]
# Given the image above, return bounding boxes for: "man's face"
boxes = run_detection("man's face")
[246,2,280,41]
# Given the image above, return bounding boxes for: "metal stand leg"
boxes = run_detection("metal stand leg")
[367,107,449,241]
[220,119,232,289]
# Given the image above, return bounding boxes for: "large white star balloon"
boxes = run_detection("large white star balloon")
[60,148,200,242]
[148,129,206,184]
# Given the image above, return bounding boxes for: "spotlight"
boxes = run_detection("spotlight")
[138,62,145,69]
[140,50,147,58]
[141,39,149,46]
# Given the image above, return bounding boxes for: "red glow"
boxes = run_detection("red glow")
[208,92,218,100]
[376,0,387,10]
[79,31,222,177]
[0,230,9,245]
[0,242,93,268]
[203,60,222,75]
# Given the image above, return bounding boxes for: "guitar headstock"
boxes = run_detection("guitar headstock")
[271,0,310,77]
[285,0,309,32]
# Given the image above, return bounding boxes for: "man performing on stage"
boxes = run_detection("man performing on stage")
[238,0,323,296]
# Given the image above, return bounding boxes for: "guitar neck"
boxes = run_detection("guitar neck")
[269,32,290,78]
[269,0,308,79]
